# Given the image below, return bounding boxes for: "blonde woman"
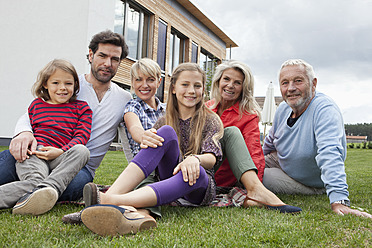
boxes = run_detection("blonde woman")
[207,60,299,213]
[207,60,264,185]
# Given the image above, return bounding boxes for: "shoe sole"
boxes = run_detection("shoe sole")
[12,187,58,215]
[83,183,97,207]
[81,205,157,236]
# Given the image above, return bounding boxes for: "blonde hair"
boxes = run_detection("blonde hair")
[130,58,162,94]
[32,59,79,102]
[210,60,261,120]
[166,63,223,157]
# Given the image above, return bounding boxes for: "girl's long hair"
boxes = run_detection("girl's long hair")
[165,63,223,158]
[210,60,261,120]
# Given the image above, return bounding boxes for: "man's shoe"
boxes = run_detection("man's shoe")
[81,204,157,236]
[12,187,58,215]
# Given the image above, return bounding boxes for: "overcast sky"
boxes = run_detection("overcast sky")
[191,0,372,124]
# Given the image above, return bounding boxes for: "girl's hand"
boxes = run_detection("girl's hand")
[34,146,64,160]
[173,155,200,186]
[140,128,164,149]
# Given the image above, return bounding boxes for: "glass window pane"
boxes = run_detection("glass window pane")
[168,34,174,74]
[141,14,150,58]
[114,0,124,34]
[200,52,207,71]
[191,43,198,63]
[173,36,180,69]
[156,75,165,102]
[127,7,140,59]
[157,20,167,71]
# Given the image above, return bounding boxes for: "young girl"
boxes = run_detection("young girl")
[0,59,92,216]
[80,63,224,236]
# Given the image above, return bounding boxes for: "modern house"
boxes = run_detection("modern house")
[0,0,237,145]
[346,136,368,144]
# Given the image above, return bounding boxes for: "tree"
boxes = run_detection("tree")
[345,123,372,141]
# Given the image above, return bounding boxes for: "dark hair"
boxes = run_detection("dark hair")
[32,59,80,102]
[87,30,128,60]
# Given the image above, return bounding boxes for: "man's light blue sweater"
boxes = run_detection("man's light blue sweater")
[263,91,349,204]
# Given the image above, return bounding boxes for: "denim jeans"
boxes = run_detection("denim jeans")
[0,150,18,184]
[0,149,93,203]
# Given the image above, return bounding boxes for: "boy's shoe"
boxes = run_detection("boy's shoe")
[83,182,100,207]
[81,204,157,236]
[12,186,58,215]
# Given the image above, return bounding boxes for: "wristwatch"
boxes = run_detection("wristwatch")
[332,199,350,207]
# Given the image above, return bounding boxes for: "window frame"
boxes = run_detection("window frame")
[168,29,187,75]
[115,0,151,60]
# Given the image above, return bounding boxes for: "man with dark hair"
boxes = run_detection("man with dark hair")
[0,30,132,202]
[88,30,128,61]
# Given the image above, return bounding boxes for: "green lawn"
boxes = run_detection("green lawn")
[0,147,371,247]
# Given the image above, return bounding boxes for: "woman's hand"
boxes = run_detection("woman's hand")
[140,128,164,149]
[173,155,200,186]
[34,146,64,160]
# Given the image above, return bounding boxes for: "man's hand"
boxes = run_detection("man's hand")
[331,202,372,219]
[34,147,64,161]
[9,132,37,162]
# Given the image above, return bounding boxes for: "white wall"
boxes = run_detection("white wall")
[0,0,116,139]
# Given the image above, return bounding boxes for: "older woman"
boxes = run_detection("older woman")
[204,60,300,212]
[206,60,264,187]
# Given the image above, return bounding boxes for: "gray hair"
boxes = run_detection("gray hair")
[280,59,315,82]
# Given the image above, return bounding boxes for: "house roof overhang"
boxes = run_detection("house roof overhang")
[175,0,238,48]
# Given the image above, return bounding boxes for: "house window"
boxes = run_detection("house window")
[157,19,167,71]
[155,75,165,102]
[168,29,186,74]
[199,48,218,76]
[115,0,150,60]
[200,48,219,98]
[191,42,198,63]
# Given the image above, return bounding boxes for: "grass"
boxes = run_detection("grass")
[0,146,371,247]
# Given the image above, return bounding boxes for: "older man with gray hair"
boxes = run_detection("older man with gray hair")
[263,59,371,218]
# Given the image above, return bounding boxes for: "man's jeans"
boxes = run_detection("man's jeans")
[0,149,93,202]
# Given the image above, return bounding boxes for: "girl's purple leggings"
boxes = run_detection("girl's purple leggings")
[131,125,209,206]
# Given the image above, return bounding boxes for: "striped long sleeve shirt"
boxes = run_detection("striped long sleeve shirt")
[28,98,92,152]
